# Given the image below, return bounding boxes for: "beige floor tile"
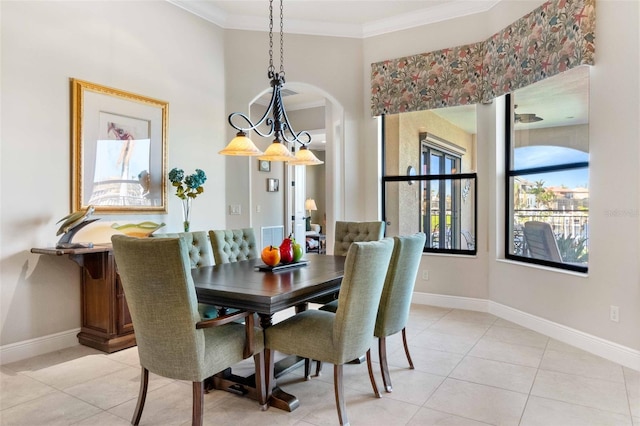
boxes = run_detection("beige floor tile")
[441,309,498,325]
[540,348,625,383]
[408,304,451,321]
[104,346,140,367]
[624,367,640,418]
[424,378,528,426]
[407,407,493,426]
[468,338,545,368]
[483,325,549,349]
[531,369,630,415]
[72,410,131,425]
[107,380,229,425]
[634,416,640,426]
[3,345,102,373]
[492,318,530,330]
[64,365,174,410]
[400,346,464,376]
[546,339,589,354]
[428,319,492,340]
[14,353,130,390]
[375,366,444,405]
[450,356,537,393]
[411,328,481,354]
[0,391,101,425]
[0,366,57,410]
[520,395,633,426]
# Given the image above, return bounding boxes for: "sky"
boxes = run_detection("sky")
[513,146,589,189]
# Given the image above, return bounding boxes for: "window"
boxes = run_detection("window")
[382,106,477,254]
[505,66,590,273]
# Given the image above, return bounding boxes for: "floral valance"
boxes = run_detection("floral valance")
[371,0,595,116]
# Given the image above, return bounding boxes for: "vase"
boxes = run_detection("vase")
[181,198,192,232]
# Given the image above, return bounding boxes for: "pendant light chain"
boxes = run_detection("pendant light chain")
[279,0,285,78]
[268,0,274,76]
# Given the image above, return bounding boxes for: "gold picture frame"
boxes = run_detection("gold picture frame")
[71,78,168,213]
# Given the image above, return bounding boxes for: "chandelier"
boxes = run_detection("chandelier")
[219,0,323,166]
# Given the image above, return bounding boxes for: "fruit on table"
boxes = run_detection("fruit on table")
[292,239,303,262]
[261,245,281,266]
[279,235,294,264]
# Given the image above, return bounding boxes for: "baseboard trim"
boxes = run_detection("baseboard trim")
[412,292,640,371]
[0,328,81,365]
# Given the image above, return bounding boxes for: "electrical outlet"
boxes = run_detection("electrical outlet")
[610,305,619,322]
[422,270,429,280]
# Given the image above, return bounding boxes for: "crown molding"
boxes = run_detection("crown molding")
[167,0,501,39]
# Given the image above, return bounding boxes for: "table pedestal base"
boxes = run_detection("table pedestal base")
[209,355,304,412]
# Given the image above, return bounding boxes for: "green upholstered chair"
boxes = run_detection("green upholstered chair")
[152,231,214,268]
[209,228,259,264]
[153,231,218,319]
[111,235,266,426]
[333,221,385,256]
[264,238,394,426]
[319,233,426,393]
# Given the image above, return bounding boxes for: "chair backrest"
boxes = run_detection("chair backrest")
[375,233,426,338]
[111,235,206,381]
[333,221,385,256]
[332,238,394,364]
[209,228,259,264]
[153,231,213,268]
[523,221,563,262]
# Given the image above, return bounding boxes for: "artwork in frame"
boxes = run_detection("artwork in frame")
[71,78,168,213]
[267,178,279,192]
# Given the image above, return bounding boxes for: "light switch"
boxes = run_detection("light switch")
[229,204,241,215]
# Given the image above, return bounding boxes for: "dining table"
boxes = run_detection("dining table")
[191,254,345,411]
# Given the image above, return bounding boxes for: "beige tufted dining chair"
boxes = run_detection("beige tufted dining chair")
[265,239,394,426]
[153,231,218,319]
[111,235,266,426]
[209,228,259,264]
[333,221,385,256]
[320,232,426,392]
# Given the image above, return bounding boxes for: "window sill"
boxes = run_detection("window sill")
[497,258,589,278]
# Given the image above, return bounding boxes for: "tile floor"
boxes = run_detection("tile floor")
[1,305,638,425]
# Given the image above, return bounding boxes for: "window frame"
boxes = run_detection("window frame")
[504,93,589,273]
[381,116,478,255]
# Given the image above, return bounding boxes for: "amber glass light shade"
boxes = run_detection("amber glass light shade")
[219,132,264,156]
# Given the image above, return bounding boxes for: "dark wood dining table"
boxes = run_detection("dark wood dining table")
[191,254,345,411]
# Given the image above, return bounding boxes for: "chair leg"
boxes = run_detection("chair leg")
[254,351,268,409]
[366,349,381,398]
[132,367,149,425]
[378,337,393,393]
[333,364,349,426]
[315,360,323,376]
[192,381,204,426]
[304,358,312,380]
[401,327,415,369]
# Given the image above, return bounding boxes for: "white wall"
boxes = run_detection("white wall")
[1,1,228,346]
[363,0,640,353]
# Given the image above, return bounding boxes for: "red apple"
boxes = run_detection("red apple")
[279,236,294,264]
[261,245,281,267]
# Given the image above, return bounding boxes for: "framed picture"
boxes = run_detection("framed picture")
[71,78,168,213]
[267,178,279,192]
[258,159,271,172]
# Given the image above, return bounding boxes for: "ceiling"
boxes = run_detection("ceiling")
[167,1,588,145]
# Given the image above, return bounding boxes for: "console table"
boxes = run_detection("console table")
[30,245,135,353]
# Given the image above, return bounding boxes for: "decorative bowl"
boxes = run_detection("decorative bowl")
[111,221,166,238]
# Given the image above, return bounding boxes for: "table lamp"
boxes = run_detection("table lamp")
[305,198,317,219]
